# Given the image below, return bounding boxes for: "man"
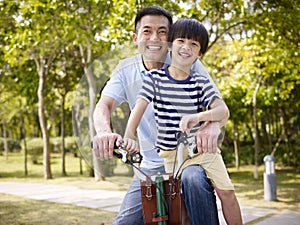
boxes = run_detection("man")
[93,6,222,225]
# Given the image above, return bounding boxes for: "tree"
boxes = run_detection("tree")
[62,0,136,180]
[4,1,72,179]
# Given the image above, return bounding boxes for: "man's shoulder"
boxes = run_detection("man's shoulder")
[117,54,142,68]
[192,72,211,83]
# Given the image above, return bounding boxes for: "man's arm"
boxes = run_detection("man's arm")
[191,60,228,153]
[195,99,229,154]
[92,96,122,160]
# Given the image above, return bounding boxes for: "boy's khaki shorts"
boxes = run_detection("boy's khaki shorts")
[159,148,234,191]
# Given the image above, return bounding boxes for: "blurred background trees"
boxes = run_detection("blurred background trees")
[0,0,299,179]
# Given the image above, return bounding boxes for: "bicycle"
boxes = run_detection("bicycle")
[105,132,195,225]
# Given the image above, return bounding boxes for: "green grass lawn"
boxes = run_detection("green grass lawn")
[0,151,299,224]
[228,165,300,211]
[0,193,117,225]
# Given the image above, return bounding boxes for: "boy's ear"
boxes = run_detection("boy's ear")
[198,52,203,59]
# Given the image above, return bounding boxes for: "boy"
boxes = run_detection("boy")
[123,18,243,225]
[93,6,221,225]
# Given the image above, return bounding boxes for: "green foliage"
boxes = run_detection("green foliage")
[1,0,300,170]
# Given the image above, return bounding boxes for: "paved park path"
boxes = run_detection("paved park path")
[0,181,299,225]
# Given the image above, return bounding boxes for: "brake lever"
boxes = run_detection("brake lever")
[175,132,198,157]
[116,145,143,164]
[91,141,142,164]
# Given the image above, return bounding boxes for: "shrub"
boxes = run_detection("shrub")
[23,138,44,164]
[0,138,21,152]
[51,136,78,156]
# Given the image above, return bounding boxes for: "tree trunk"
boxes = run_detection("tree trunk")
[37,62,52,179]
[79,41,104,181]
[72,106,84,175]
[61,94,67,176]
[279,108,291,166]
[253,77,263,180]
[84,64,104,181]
[233,122,240,169]
[20,108,28,176]
[261,116,272,152]
[2,119,8,161]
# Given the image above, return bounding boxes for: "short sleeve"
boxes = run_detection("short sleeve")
[138,74,155,103]
[191,59,222,98]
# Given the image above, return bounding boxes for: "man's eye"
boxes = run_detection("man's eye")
[159,30,167,34]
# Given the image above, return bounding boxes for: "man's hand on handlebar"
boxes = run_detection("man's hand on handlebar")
[92,133,122,160]
[196,121,220,154]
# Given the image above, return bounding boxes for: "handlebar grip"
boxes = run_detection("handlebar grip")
[91,141,142,163]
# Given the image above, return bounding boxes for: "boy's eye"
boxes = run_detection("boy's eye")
[192,42,200,47]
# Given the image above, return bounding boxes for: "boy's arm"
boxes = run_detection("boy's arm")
[199,98,229,122]
[180,98,229,154]
[123,98,149,152]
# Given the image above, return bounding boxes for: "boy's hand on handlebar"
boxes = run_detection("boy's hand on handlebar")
[92,133,122,160]
[179,114,200,135]
[122,137,139,153]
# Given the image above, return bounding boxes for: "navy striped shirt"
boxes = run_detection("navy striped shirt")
[138,68,222,151]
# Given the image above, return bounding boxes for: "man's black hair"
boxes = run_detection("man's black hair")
[134,6,173,32]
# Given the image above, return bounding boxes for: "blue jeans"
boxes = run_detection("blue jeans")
[181,165,219,225]
[113,165,219,225]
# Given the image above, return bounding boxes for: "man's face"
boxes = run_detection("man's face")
[132,15,170,64]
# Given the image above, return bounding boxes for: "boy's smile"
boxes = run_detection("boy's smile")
[170,38,201,74]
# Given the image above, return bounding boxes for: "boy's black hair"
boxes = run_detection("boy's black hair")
[134,6,173,32]
[168,18,209,55]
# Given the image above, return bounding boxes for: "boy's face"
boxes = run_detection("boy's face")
[170,38,201,68]
[132,15,170,64]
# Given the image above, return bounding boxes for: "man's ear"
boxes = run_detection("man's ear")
[132,33,138,46]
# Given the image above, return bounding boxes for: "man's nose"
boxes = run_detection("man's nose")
[150,31,159,41]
